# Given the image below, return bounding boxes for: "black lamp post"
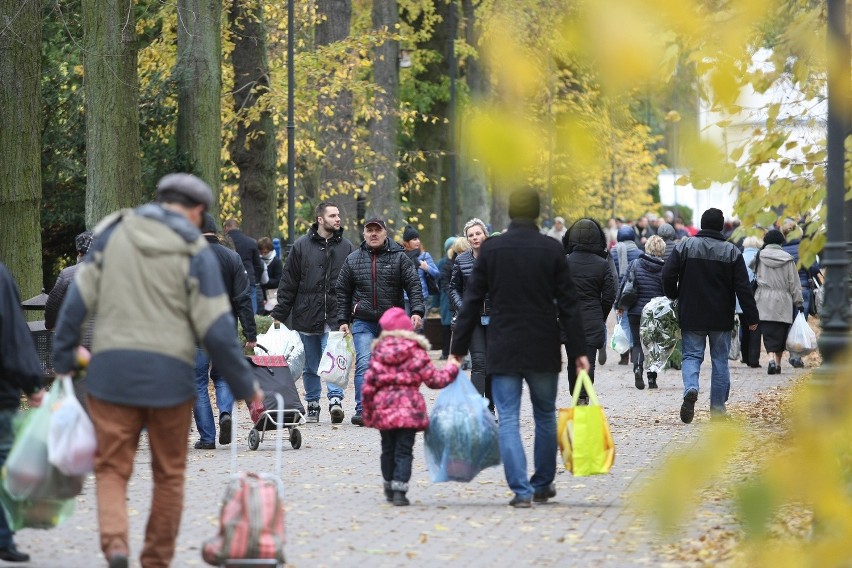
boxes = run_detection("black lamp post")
[817,0,851,372]
[286,0,296,246]
[448,0,458,236]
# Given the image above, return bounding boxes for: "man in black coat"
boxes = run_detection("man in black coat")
[449,189,589,508]
[193,213,258,449]
[223,218,264,314]
[662,208,759,423]
[0,263,46,562]
[271,202,354,424]
[337,217,424,426]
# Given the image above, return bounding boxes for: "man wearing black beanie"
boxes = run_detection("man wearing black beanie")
[450,188,588,507]
[661,207,759,423]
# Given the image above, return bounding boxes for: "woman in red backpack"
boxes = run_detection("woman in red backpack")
[362,307,459,506]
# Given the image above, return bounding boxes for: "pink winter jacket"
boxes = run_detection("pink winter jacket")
[362,330,459,431]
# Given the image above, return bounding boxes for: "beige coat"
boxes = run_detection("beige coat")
[753,245,803,324]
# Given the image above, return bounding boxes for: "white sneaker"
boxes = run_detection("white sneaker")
[329,397,344,424]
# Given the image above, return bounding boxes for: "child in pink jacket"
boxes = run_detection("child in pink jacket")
[362,307,459,506]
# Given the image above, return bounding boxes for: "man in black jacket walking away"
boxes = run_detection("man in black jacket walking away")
[224,218,264,314]
[193,213,258,449]
[337,217,424,426]
[450,189,589,508]
[272,202,354,423]
[0,263,46,563]
[662,208,759,423]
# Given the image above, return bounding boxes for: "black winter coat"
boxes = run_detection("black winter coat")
[662,230,759,331]
[271,225,354,333]
[564,250,615,348]
[227,229,264,286]
[0,263,43,409]
[206,235,256,342]
[449,250,490,315]
[450,221,586,374]
[617,254,665,317]
[336,238,424,324]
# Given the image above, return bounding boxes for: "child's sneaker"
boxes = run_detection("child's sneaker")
[329,397,344,424]
[306,401,320,423]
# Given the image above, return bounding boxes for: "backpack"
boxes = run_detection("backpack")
[617,261,638,310]
[202,472,286,566]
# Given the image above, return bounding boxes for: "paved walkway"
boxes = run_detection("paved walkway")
[16,345,801,567]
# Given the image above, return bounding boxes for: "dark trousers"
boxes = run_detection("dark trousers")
[566,344,598,399]
[380,428,417,484]
[458,323,494,412]
[441,324,452,358]
[738,313,761,366]
[628,315,644,369]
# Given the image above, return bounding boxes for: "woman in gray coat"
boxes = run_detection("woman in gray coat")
[753,229,804,375]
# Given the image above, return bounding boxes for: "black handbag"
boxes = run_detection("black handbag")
[617,262,638,310]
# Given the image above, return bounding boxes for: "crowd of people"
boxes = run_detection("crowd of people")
[0,174,821,565]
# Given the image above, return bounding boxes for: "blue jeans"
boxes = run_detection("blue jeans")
[249,284,258,315]
[194,348,235,444]
[352,319,380,413]
[490,372,559,499]
[0,409,15,547]
[300,332,344,402]
[681,330,731,412]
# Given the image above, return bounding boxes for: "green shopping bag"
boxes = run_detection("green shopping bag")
[557,371,615,476]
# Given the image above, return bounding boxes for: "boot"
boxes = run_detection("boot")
[634,362,645,390]
[391,481,410,506]
[383,481,393,503]
[619,352,630,365]
[647,371,658,389]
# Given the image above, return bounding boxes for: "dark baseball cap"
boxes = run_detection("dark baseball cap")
[364,217,386,230]
[156,173,214,211]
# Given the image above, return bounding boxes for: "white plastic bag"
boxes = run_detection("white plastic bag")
[728,318,741,361]
[319,332,355,389]
[786,312,817,356]
[47,376,97,476]
[610,318,630,354]
[255,323,305,379]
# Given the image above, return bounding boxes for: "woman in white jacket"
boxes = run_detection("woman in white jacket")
[753,229,804,375]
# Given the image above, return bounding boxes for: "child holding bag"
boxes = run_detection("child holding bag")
[361,307,459,506]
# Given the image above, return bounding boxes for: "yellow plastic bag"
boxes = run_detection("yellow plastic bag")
[557,370,615,476]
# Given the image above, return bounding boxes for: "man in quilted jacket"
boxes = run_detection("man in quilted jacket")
[336,217,424,426]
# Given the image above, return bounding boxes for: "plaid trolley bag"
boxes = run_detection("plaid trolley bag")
[203,395,287,567]
[247,347,306,451]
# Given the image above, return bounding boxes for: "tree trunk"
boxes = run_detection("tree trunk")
[0,0,43,296]
[82,0,143,227]
[316,0,357,236]
[367,0,401,227]
[176,0,222,212]
[404,0,451,253]
[459,0,489,225]
[228,0,278,239]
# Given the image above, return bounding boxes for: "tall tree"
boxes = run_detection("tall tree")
[0,0,43,296]
[316,0,357,232]
[82,0,143,227]
[367,0,402,225]
[176,0,221,210]
[228,0,277,239]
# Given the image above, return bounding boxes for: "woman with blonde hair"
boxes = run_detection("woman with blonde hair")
[450,218,493,411]
[616,235,666,389]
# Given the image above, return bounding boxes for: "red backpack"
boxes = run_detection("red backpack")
[202,471,286,566]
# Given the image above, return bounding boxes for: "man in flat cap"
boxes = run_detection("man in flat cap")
[52,173,262,568]
[336,217,424,426]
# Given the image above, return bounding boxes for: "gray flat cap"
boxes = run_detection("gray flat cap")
[156,173,214,211]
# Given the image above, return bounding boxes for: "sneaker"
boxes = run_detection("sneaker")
[194,440,215,450]
[306,401,321,423]
[508,495,532,508]
[647,372,658,389]
[533,484,556,503]
[218,413,232,445]
[577,396,590,406]
[329,397,344,424]
[351,412,364,426]
[680,389,698,424]
[598,348,607,365]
